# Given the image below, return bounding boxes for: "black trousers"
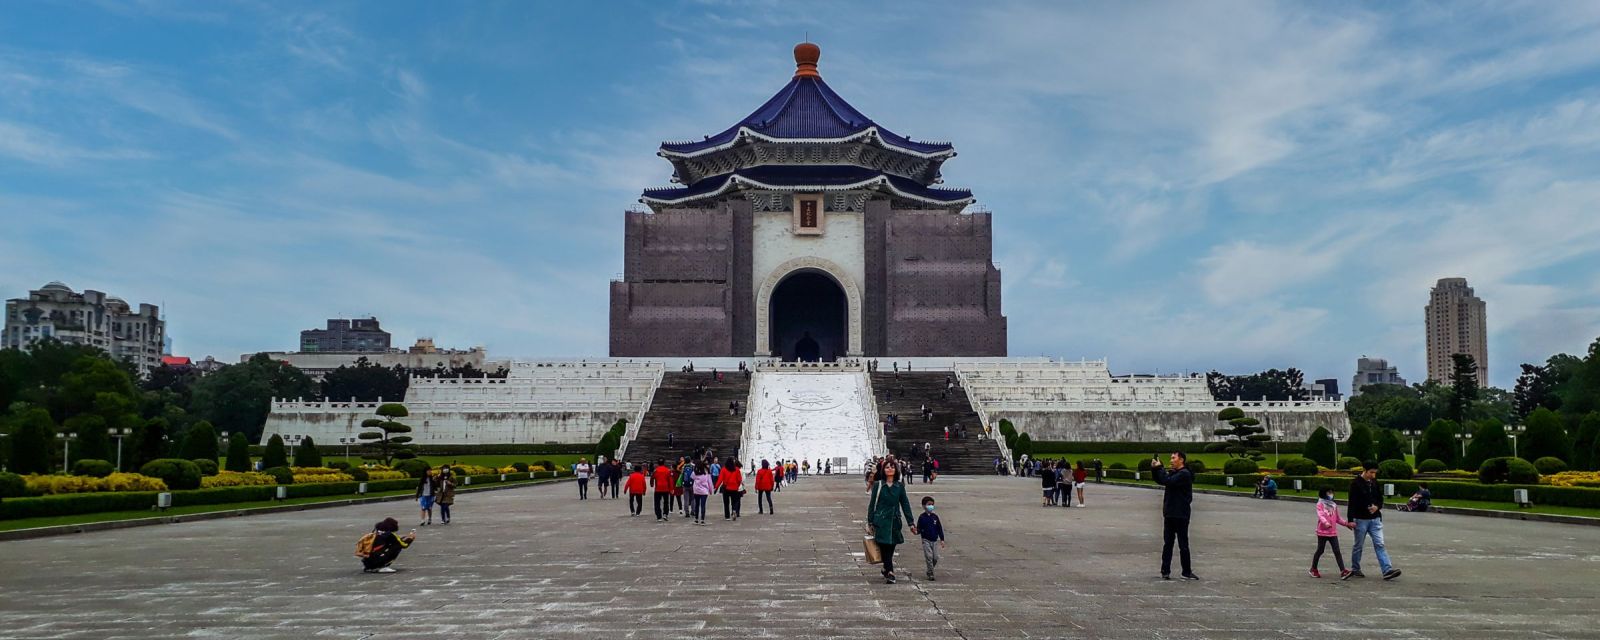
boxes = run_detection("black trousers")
[629,493,643,515]
[880,542,897,574]
[610,478,621,497]
[722,489,742,518]
[1161,516,1192,576]
[758,490,774,513]
[1313,535,1345,571]
[577,478,589,499]
[654,492,671,519]
[362,546,401,571]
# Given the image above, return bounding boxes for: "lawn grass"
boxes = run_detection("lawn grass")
[216,454,587,471]
[1100,477,1600,519]
[0,476,565,533]
[1032,452,1419,472]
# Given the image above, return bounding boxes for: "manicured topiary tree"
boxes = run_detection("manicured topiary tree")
[191,458,219,476]
[1533,456,1567,475]
[1304,426,1336,468]
[8,407,57,475]
[261,466,293,484]
[262,434,289,469]
[179,421,219,463]
[359,403,413,464]
[1574,412,1600,471]
[72,458,115,478]
[1478,456,1539,485]
[1418,459,1447,473]
[1375,429,1406,464]
[1336,456,1363,470]
[0,471,25,498]
[224,432,250,472]
[1282,457,1319,476]
[1343,423,1375,464]
[139,458,202,490]
[1520,408,1572,465]
[1420,419,1460,468]
[1463,419,1512,471]
[293,435,322,467]
[1208,407,1268,462]
[1377,459,1413,480]
[1014,433,1033,461]
[1222,458,1259,475]
[393,458,431,478]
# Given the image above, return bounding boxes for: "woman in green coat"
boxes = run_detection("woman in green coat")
[866,457,917,584]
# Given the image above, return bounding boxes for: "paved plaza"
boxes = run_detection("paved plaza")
[0,476,1596,639]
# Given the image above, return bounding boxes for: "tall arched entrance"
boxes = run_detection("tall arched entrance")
[769,271,847,361]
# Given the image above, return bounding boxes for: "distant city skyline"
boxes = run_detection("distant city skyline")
[4,3,1600,387]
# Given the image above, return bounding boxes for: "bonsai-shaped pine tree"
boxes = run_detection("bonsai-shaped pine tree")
[224,432,251,472]
[1207,407,1269,461]
[359,403,413,465]
[293,435,323,467]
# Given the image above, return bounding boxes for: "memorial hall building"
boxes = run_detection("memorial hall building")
[609,43,1006,360]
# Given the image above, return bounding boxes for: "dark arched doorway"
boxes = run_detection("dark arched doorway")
[769,271,847,362]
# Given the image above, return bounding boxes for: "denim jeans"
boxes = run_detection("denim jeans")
[1351,518,1393,573]
[691,493,708,521]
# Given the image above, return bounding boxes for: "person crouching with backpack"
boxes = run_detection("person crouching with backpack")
[359,517,416,573]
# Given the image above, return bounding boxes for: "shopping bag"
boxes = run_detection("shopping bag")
[863,536,883,565]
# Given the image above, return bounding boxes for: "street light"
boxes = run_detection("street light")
[286,434,304,461]
[56,432,78,473]
[1456,432,1472,458]
[1273,429,1282,468]
[338,437,354,461]
[108,427,132,471]
[1509,433,1518,459]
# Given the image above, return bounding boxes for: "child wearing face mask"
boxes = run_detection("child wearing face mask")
[1311,487,1355,579]
[916,496,946,581]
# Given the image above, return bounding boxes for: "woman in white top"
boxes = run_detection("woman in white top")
[575,459,593,500]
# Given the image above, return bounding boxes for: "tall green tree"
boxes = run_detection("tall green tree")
[1206,368,1308,401]
[1304,426,1336,468]
[224,432,251,472]
[293,435,322,467]
[1514,362,1565,419]
[261,434,289,468]
[7,407,57,474]
[179,421,219,462]
[1463,419,1512,470]
[1447,353,1479,425]
[1574,412,1600,471]
[189,354,315,441]
[1207,407,1269,461]
[1344,423,1376,463]
[1521,407,1573,463]
[1375,428,1406,463]
[1420,419,1460,468]
[62,413,109,463]
[320,358,409,403]
[359,403,414,464]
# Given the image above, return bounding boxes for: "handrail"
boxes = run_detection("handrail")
[955,368,1012,474]
[615,367,664,460]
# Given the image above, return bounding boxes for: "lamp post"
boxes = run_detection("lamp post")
[56,432,78,473]
[1273,429,1282,469]
[108,427,132,471]
[286,434,304,461]
[339,437,353,461]
[1509,434,1517,459]
[1457,432,1471,458]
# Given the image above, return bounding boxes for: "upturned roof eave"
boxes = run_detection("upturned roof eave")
[658,126,956,161]
[640,172,973,208]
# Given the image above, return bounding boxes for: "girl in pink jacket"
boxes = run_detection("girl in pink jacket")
[1311,487,1356,578]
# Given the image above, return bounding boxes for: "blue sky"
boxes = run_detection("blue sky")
[3,1,1600,388]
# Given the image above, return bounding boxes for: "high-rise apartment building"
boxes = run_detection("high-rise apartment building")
[1425,277,1488,386]
[299,318,391,353]
[3,282,167,375]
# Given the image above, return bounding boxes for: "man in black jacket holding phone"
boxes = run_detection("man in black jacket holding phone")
[1151,452,1200,581]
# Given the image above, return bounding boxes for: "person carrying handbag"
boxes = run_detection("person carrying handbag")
[865,457,917,584]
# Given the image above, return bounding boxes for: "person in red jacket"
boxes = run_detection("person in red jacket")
[652,460,675,522]
[625,464,648,517]
[754,459,776,514]
[715,457,744,520]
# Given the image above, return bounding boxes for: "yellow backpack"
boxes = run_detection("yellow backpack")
[354,532,377,558]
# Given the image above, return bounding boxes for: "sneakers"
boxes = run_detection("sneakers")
[1309,568,1321,579]
[926,572,936,581]
[1340,569,1353,579]
[1180,573,1201,581]
[1343,570,1363,581]
[884,572,897,584]
[1161,574,1171,580]
[376,567,396,573]
[1382,569,1402,581]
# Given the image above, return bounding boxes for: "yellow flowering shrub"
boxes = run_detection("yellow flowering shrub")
[292,472,355,484]
[290,467,346,476]
[528,466,548,473]
[441,464,496,476]
[365,470,409,481]
[201,471,277,488]
[1542,471,1600,488]
[25,473,167,494]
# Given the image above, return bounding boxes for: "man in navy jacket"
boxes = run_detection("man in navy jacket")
[1152,452,1200,580]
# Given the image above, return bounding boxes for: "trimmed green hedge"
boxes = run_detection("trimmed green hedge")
[0,474,567,520]
[248,443,597,457]
[1032,441,1305,454]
